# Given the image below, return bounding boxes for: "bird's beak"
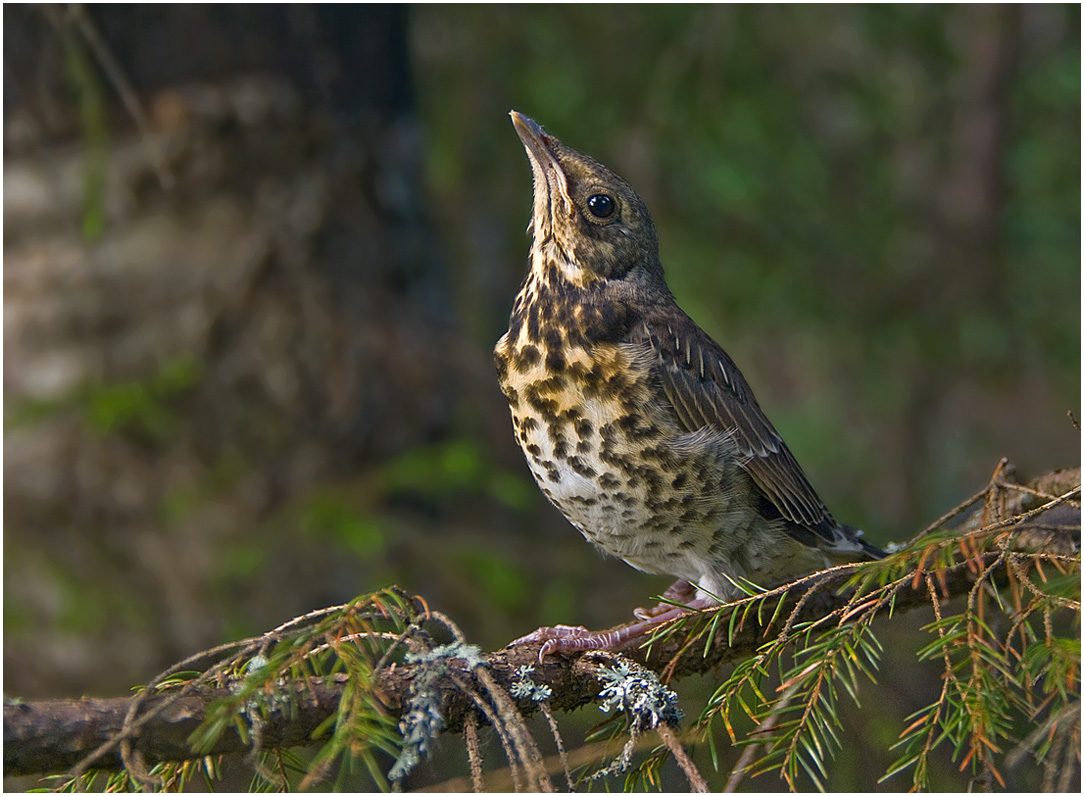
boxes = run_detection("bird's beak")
[510,110,573,217]
[510,111,553,158]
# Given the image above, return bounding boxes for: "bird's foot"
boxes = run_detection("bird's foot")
[511,580,714,661]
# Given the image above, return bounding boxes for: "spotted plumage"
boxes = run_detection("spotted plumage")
[495,112,882,651]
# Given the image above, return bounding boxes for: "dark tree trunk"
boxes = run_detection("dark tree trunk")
[4,4,459,696]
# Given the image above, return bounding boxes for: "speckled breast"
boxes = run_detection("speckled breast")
[494,320,737,584]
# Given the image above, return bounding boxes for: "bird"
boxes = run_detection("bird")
[494,111,884,656]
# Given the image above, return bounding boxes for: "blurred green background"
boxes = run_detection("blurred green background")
[3,4,1079,791]
[415,4,1079,533]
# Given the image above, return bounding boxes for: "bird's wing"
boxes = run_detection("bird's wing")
[633,310,839,541]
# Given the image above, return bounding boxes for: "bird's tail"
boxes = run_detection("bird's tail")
[836,521,888,561]
[858,537,888,560]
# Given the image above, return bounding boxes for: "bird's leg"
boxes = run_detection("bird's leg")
[633,578,699,620]
[510,579,717,660]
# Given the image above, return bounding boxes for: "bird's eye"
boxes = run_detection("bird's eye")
[587,194,615,219]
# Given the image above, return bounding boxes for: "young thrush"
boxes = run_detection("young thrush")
[494,111,883,656]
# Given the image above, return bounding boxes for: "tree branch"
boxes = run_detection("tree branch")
[4,467,1078,779]
[0,553,1008,778]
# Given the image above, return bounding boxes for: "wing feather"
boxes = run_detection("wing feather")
[634,310,839,540]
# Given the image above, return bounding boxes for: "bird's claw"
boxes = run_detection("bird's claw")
[510,582,711,662]
[510,625,596,662]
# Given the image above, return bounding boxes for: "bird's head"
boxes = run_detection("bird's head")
[510,111,665,293]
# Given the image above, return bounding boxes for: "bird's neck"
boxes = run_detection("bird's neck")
[527,229,598,290]
[506,261,634,355]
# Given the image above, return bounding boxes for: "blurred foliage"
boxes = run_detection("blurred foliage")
[413,4,1080,539]
[5,355,204,438]
[83,357,205,438]
[301,494,386,559]
[379,439,535,511]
